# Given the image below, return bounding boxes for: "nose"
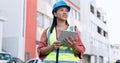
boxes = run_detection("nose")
[63,10,68,14]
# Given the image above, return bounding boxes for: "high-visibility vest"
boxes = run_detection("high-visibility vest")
[44,26,78,63]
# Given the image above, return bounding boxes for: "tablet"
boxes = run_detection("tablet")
[58,30,77,45]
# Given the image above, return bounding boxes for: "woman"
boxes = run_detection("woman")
[37,0,85,63]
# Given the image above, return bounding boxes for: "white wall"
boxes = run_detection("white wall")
[80,0,92,54]
[0,0,26,61]
[0,21,2,52]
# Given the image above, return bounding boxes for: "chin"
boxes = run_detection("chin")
[62,18,67,21]
[59,18,67,21]
[62,19,67,21]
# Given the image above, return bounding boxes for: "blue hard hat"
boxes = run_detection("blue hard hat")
[52,0,70,14]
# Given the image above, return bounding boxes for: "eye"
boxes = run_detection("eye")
[64,8,69,12]
[58,7,69,12]
[65,9,69,12]
[59,9,64,11]
[60,9,68,12]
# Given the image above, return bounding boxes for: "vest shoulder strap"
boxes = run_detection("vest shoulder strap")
[46,27,50,39]
[46,27,51,45]
[69,26,76,32]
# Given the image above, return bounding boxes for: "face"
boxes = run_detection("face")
[54,7,69,21]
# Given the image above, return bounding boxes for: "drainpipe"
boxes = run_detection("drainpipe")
[0,17,6,52]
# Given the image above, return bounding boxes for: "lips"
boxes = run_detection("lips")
[63,15,67,18]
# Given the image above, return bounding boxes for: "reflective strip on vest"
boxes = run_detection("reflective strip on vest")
[45,52,78,61]
[45,26,78,62]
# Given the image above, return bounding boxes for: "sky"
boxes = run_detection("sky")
[95,0,120,44]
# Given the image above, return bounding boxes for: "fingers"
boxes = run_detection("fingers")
[52,41,61,49]
[69,36,75,41]
[65,36,74,42]
[52,36,76,49]
[64,36,76,47]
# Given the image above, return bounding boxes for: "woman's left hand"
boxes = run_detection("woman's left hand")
[64,36,76,48]
[64,36,79,54]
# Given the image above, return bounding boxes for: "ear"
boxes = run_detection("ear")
[53,12,57,17]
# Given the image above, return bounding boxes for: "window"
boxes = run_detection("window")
[99,56,103,63]
[73,9,76,19]
[69,8,72,17]
[95,56,97,63]
[90,4,94,14]
[78,13,80,21]
[69,8,80,21]
[36,27,43,41]
[102,15,107,24]
[103,31,108,38]
[43,16,51,28]
[97,26,101,34]
[75,10,77,19]
[37,12,43,26]
[97,10,101,19]
[76,12,80,21]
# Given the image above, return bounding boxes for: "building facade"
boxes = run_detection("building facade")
[0,0,37,61]
[80,0,109,63]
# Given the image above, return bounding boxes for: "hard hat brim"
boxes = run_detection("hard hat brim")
[52,5,70,14]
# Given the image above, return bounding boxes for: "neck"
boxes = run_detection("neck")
[57,19,67,27]
[56,21,68,31]
[57,21,66,27]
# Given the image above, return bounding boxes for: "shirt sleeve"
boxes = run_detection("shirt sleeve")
[37,29,48,60]
[74,28,86,59]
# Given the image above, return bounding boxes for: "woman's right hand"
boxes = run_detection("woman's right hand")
[52,41,61,49]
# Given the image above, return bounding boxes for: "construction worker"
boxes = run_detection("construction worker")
[37,0,85,63]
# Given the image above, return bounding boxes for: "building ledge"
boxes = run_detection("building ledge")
[0,17,6,22]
